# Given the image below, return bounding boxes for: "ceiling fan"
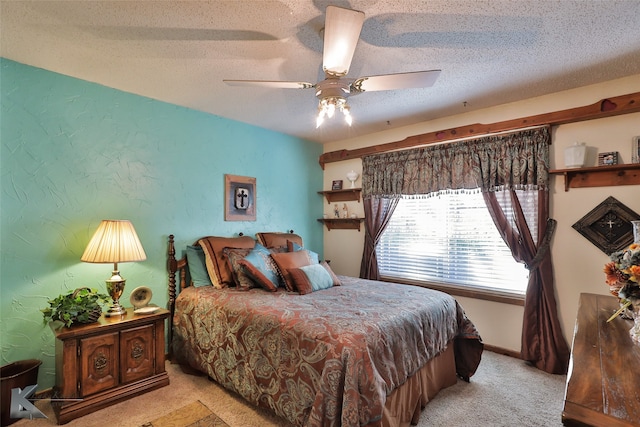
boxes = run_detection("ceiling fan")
[223,5,441,128]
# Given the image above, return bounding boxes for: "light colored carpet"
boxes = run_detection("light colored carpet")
[14,351,566,427]
[140,400,229,427]
[419,351,567,426]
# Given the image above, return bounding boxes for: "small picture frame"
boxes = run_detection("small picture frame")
[332,180,343,190]
[633,136,640,163]
[225,174,256,221]
[597,151,618,166]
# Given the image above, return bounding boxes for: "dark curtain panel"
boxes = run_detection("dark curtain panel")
[362,126,569,374]
[484,190,570,374]
[359,197,399,279]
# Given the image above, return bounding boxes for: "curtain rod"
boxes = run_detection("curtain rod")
[318,91,640,169]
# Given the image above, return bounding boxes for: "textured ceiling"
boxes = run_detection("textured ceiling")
[2,0,640,143]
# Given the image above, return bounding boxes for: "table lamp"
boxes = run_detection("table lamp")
[81,220,147,317]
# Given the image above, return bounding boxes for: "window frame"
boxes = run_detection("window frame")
[375,191,533,306]
[378,276,525,305]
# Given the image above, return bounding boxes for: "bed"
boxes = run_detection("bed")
[167,233,483,427]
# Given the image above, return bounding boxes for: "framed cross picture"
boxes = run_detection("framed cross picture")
[225,174,256,221]
[572,196,640,254]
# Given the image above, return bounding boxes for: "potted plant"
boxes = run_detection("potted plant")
[41,287,110,327]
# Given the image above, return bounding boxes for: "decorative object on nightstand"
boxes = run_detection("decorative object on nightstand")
[41,287,110,328]
[130,286,152,308]
[563,142,587,168]
[81,220,147,317]
[130,286,157,314]
[346,170,359,188]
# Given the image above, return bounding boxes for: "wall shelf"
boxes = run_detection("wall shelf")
[317,218,364,231]
[318,188,361,204]
[549,164,640,191]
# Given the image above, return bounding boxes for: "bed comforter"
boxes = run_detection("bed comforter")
[172,275,482,427]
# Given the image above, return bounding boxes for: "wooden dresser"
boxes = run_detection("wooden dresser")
[51,308,170,424]
[562,293,640,426]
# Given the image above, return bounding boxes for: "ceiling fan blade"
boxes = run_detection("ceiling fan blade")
[223,80,315,89]
[351,70,441,93]
[322,6,365,76]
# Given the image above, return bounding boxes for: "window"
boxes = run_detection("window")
[377,190,536,296]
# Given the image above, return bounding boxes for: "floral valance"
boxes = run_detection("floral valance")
[362,126,550,199]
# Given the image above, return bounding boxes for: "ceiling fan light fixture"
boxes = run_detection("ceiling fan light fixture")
[316,96,352,128]
[343,105,352,126]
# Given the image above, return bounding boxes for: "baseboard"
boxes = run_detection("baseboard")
[483,344,521,359]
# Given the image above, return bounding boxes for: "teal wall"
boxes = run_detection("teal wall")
[0,59,324,389]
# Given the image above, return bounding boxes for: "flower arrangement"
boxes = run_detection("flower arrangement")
[604,242,640,321]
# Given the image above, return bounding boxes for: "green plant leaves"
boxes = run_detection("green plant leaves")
[41,288,110,327]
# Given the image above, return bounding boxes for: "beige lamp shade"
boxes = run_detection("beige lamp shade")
[81,220,146,263]
[81,220,146,317]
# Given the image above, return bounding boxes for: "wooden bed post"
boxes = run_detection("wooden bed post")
[167,234,177,360]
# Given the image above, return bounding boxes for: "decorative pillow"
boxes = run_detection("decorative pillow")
[222,247,255,290]
[198,236,256,288]
[287,241,320,263]
[289,262,341,295]
[238,243,282,292]
[318,260,341,287]
[270,250,317,292]
[256,232,303,249]
[185,245,213,287]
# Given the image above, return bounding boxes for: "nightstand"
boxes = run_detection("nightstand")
[51,307,170,424]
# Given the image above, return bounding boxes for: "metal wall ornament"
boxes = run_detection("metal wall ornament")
[225,174,256,221]
[572,196,640,254]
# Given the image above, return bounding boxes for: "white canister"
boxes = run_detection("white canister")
[564,142,587,168]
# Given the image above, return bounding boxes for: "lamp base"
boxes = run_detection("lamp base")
[105,273,126,318]
[104,303,126,317]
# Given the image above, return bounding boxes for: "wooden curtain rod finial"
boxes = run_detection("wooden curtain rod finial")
[318,91,640,169]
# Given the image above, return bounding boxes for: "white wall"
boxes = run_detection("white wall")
[321,74,640,352]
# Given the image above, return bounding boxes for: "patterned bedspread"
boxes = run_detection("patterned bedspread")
[172,275,482,427]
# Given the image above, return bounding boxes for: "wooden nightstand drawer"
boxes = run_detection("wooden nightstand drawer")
[52,307,170,424]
